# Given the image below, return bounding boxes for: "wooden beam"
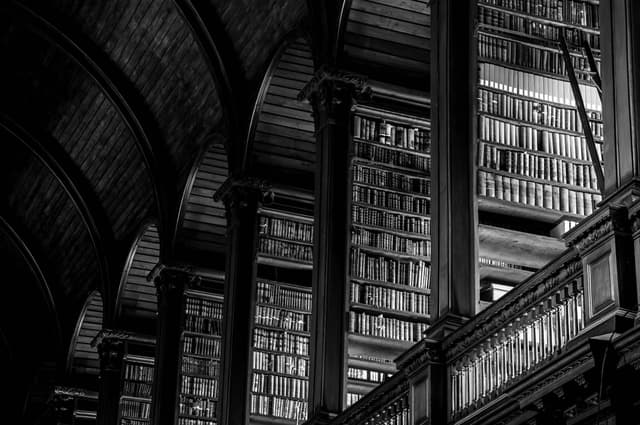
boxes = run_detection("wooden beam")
[0,213,63,354]
[6,1,174,260]
[0,114,116,325]
[172,0,247,172]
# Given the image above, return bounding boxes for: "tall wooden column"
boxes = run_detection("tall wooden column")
[429,0,477,337]
[150,266,192,425]
[299,67,369,422]
[95,332,124,425]
[215,178,266,425]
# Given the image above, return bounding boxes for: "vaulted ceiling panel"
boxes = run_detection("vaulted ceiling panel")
[343,0,430,87]
[42,0,224,191]
[206,0,308,82]
[252,38,315,176]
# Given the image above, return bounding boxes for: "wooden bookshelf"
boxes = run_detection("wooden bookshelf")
[475,0,603,288]
[176,290,223,425]
[347,108,432,405]
[119,350,155,425]
[250,203,313,423]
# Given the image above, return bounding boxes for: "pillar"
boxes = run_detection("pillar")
[96,333,124,425]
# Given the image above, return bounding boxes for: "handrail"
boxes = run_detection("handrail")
[443,248,586,419]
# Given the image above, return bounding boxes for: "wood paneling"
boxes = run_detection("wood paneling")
[252,38,316,174]
[117,224,160,323]
[343,0,430,83]
[69,291,103,376]
[176,144,228,257]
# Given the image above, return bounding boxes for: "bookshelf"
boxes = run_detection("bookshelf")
[475,0,603,293]
[348,106,432,405]
[251,200,313,424]
[119,350,155,425]
[176,290,223,425]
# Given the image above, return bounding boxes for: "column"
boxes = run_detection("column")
[429,0,477,336]
[215,177,266,425]
[150,266,192,425]
[96,333,124,425]
[298,67,369,422]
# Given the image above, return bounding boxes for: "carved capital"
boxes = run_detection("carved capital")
[213,176,272,209]
[150,264,198,298]
[96,336,124,373]
[298,65,371,115]
[565,205,630,254]
[396,339,443,377]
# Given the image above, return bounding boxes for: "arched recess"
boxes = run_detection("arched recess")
[66,290,103,379]
[115,222,160,333]
[338,0,431,88]
[246,35,316,187]
[173,139,228,267]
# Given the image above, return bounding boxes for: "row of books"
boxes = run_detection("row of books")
[122,381,153,398]
[348,311,429,342]
[178,396,217,418]
[347,367,391,383]
[253,350,309,377]
[120,399,150,419]
[353,186,431,215]
[185,315,222,336]
[479,143,599,190]
[478,88,603,135]
[353,164,431,196]
[256,281,312,312]
[255,305,310,332]
[183,335,221,358]
[478,7,601,48]
[185,297,223,319]
[479,256,537,272]
[351,228,431,257]
[251,372,309,399]
[124,362,154,383]
[352,205,431,236]
[353,116,431,153]
[479,63,601,111]
[180,375,218,399]
[250,394,308,420]
[182,356,219,378]
[258,238,313,263]
[347,393,364,406]
[121,419,149,425]
[479,0,600,28]
[259,215,313,244]
[479,32,597,81]
[350,249,431,289]
[177,418,214,425]
[354,141,431,172]
[479,115,603,161]
[253,328,310,356]
[350,282,430,315]
[478,169,602,214]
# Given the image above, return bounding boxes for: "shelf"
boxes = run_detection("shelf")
[259,234,313,247]
[250,392,307,402]
[177,413,216,422]
[351,201,429,220]
[478,112,603,145]
[120,394,152,403]
[354,104,432,128]
[347,380,381,395]
[256,255,313,270]
[351,222,431,241]
[349,303,430,322]
[350,276,430,295]
[182,352,221,361]
[251,369,309,380]
[478,2,601,35]
[347,333,415,359]
[250,414,302,425]
[479,56,597,87]
[258,207,314,224]
[180,393,217,402]
[352,156,430,178]
[352,244,431,262]
[258,278,312,293]
[353,137,431,158]
[253,323,309,337]
[180,371,219,380]
[183,330,222,340]
[478,166,601,194]
[478,139,598,166]
[348,357,397,374]
[352,180,431,199]
[120,415,151,421]
[252,347,309,359]
[478,196,584,223]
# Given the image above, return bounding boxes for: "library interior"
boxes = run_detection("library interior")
[2,0,640,424]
